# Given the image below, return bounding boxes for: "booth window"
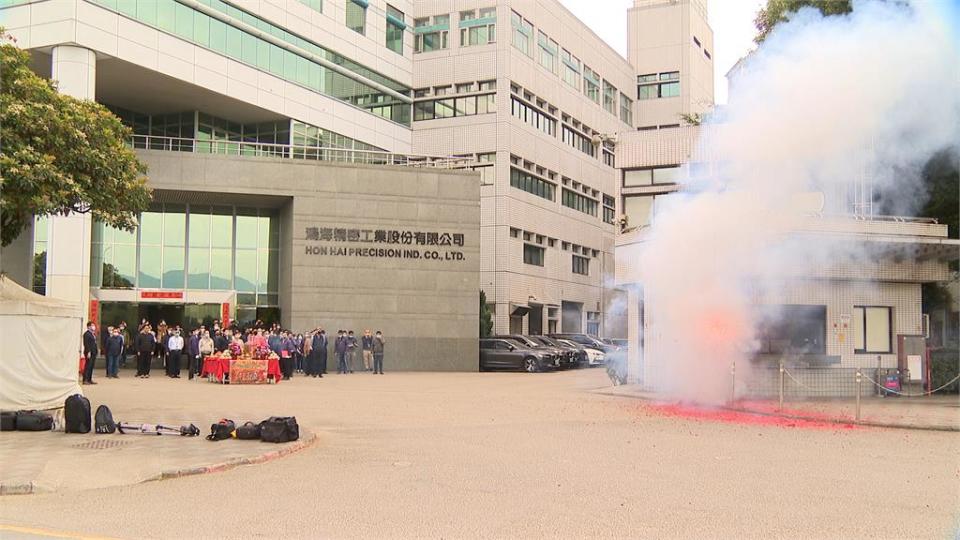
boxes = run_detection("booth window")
[852,306,892,353]
[757,305,826,355]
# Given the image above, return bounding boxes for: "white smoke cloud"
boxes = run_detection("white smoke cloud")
[636,0,960,403]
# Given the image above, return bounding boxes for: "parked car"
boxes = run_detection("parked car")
[479,338,553,372]
[548,333,608,365]
[553,338,591,367]
[601,338,628,349]
[527,335,581,368]
[492,335,564,369]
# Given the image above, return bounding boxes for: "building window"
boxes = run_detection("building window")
[602,195,615,225]
[853,306,892,353]
[583,66,600,103]
[511,97,556,136]
[572,255,590,276]
[523,243,545,266]
[537,31,557,73]
[586,311,600,336]
[460,8,496,47]
[385,5,405,54]
[510,167,555,201]
[602,147,615,167]
[638,71,680,100]
[511,11,532,56]
[561,49,580,90]
[346,0,366,34]
[414,92,496,121]
[562,188,598,216]
[561,125,595,157]
[757,305,827,355]
[415,15,449,53]
[298,0,322,12]
[510,227,520,238]
[622,195,660,228]
[619,92,633,125]
[31,216,48,295]
[623,166,680,186]
[602,80,617,114]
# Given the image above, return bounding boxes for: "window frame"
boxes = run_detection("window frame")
[523,243,545,267]
[853,306,893,353]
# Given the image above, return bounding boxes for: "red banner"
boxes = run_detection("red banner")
[229,359,268,384]
[88,299,99,326]
[222,302,231,329]
[140,291,184,299]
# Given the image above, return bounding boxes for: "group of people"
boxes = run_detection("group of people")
[80,319,386,385]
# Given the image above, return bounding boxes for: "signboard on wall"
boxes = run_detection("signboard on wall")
[140,291,184,300]
[303,227,467,261]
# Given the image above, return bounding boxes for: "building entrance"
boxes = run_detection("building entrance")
[98,302,222,331]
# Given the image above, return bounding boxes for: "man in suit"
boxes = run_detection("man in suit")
[82,322,98,385]
[309,329,327,378]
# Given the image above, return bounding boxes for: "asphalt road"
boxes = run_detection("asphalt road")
[1,369,957,539]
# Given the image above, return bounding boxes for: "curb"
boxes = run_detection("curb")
[149,430,318,482]
[596,388,960,433]
[0,431,318,496]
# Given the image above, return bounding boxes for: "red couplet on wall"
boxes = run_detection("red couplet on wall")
[222,303,231,328]
[140,291,184,300]
[88,299,99,326]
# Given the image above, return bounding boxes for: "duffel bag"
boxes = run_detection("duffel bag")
[1,411,17,431]
[260,416,299,443]
[15,410,53,431]
[206,419,236,441]
[65,394,92,434]
[236,421,262,440]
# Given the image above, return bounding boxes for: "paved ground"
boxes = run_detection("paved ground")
[0,368,958,539]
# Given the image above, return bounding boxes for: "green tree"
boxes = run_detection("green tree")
[479,290,493,337]
[754,0,852,43]
[0,32,151,247]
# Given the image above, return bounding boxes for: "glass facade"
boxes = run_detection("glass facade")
[32,216,48,295]
[91,205,280,308]
[91,0,411,124]
[385,5,405,54]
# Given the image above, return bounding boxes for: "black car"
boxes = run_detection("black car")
[528,335,582,368]
[479,338,553,372]
[493,335,563,369]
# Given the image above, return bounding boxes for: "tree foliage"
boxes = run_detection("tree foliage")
[0,32,151,246]
[754,0,853,43]
[479,290,494,337]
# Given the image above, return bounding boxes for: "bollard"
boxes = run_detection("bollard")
[778,359,785,411]
[855,368,862,423]
[730,361,736,403]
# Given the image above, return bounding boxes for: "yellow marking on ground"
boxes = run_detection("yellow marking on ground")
[0,524,117,540]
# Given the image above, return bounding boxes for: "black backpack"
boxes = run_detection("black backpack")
[95,405,116,434]
[206,419,236,441]
[15,410,53,431]
[236,421,262,440]
[260,416,299,443]
[65,394,92,434]
[1,411,16,431]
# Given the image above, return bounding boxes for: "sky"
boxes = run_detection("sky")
[558,0,766,104]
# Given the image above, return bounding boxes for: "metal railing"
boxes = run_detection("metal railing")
[127,135,480,169]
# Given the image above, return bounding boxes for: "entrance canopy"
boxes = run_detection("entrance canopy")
[0,275,83,410]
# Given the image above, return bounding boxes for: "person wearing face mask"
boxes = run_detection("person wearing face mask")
[373,331,385,375]
[335,330,349,374]
[166,329,184,378]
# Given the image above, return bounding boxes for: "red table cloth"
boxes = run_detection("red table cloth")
[200,357,282,383]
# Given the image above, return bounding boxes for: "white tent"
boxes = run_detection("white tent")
[0,274,83,410]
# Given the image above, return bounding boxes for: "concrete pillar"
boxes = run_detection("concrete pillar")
[46,46,96,318]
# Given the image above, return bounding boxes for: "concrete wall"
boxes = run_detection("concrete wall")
[136,150,480,371]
